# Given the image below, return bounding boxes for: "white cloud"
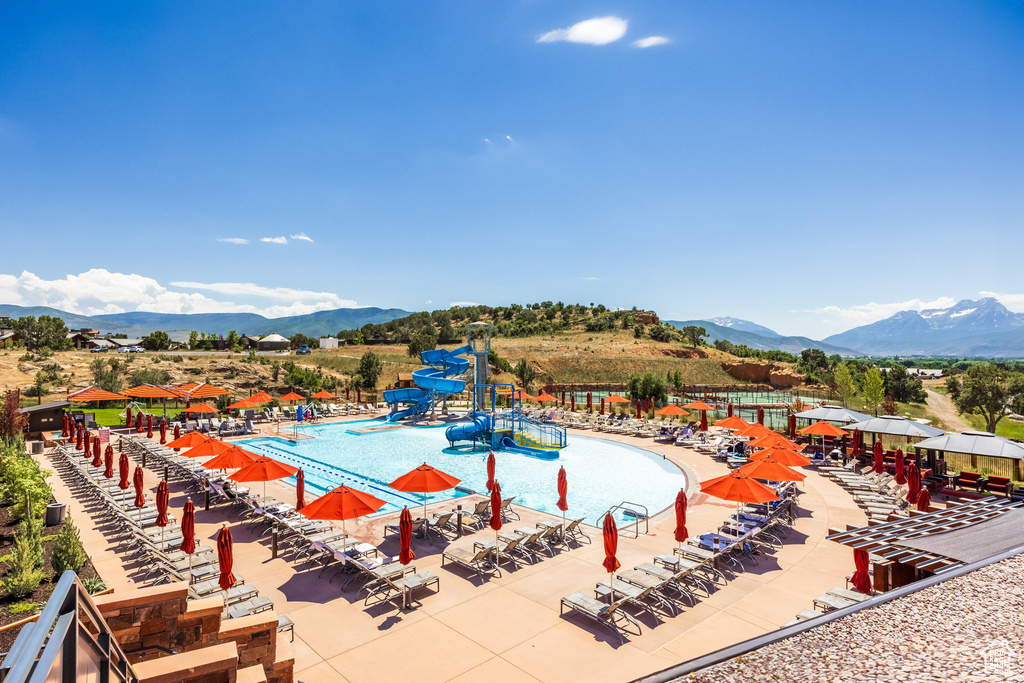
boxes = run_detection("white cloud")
[798,296,958,329]
[0,269,363,318]
[979,291,1024,314]
[289,232,313,242]
[633,36,669,48]
[483,138,491,144]
[217,237,249,245]
[582,277,599,281]
[260,236,288,244]
[505,135,514,143]
[425,300,433,305]
[537,16,628,46]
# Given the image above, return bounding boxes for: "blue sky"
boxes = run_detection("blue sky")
[1,1,1021,337]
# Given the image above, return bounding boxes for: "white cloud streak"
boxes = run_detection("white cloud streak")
[537,16,628,46]
[216,237,249,245]
[0,269,361,318]
[798,296,958,329]
[633,36,669,48]
[289,232,313,242]
[582,277,599,281]
[260,236,288,244]
[979,291,1024,313]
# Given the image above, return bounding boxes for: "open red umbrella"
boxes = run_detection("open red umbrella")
[133,465,146,525]
[748,433,802,451]
[906,461,920,503]
[182,438,233,460]
[398,507,416,608]
[739,457,807,482]
[228,456,299,501]
[715,415,750,431]
[159,419,167,445]
[302,485,386,535]
[296,469,306,512]
[673,490,688,549]
[556,466,568,529]
[146,414,154,439]
[894,449,906,485]
[104,445,114,479]
[850,548,871,594]
[125,406,132,428]
[118,453,130,490]
[750,447,812,467]
[389,463,461,521]
[736,423,774,440]
[136,413,144,433]
[873,441,884,474]
[181,499,196,574]
[602,513,620,574]
[485,451,496,492]
[91,438,102,468]
[700,470,779,505]
[155,480,170,546]
[167,431,211,450]
[217,524,236,591]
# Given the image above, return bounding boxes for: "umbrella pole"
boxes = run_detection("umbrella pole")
[402,565,407,610]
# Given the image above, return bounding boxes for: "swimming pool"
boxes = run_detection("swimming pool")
[238,420,686,524]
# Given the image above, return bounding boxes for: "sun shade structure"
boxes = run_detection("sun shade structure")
[203,446,260,470]
[229,457,299,500]
[301,485,387,535]
[176,383,231,399]
[167,431,211,450]
[605,394,629,403]
[844,415,945,439]
[182,438,232,459]
[682,400,715,411]
[794,405,872,424]
[280,392,306,402]
[914,431,1024,461]
[700,470,779,504]
[750,448,812,467]
[535,393,557,403]
[655,404,689,416]
[714,415,751,431]
[738,458,806,482]
[123,385,181,399]
[799,421,849,438]
[736,423,775,439]
[227,398,261,411]
[390,463,461,520]
[67,387,126,402]
[183,402,218,414]
[311,389,336,399]
[747,434,803,451]
[248,391,273,403]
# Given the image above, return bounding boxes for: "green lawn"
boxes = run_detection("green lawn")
[963,413,1024,441]
[71,405,192,428]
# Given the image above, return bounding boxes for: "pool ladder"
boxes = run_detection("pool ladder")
[597,501,649,538]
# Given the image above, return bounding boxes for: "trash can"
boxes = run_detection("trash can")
[31,441,43,454]
[45,503,66,527]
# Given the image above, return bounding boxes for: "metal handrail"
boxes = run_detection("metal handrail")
[597,501,650,538]
[0,571,138,683]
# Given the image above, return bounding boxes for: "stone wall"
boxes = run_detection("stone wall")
[721,360,803,388]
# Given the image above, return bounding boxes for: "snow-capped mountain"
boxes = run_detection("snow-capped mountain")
[708,317,780,338]
[824,298,1024,356]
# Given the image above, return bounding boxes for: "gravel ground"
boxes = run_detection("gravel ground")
[678,553,1024,682]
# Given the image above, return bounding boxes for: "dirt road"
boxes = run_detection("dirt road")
[925,389,972,432]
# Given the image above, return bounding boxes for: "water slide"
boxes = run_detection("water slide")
[500,437,559,460]
[445,414,490,444]
[383,345,472,422]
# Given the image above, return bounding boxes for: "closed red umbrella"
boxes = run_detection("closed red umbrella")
[155,480,170,546]
[296,469,306,512]
[727,404,733,417]
[587,392,592,411]
[485,451,496,492]
[561,391,566,407]
[83,429,90,455]
[356,388,361,404]
[571,394,575,412]
[180,499,197,575]
[873,441,884,474]
[673,490,688,549]
[217,524,236,591]
[851,429,862,459]
[91,438,102,468]
[104,445,114,479]
[906,461,920,503]
[133,465,146,524]
[644,396,650,414]
[602,513,620,574]
[398,507,416,608]
[172,423,181,452]
[850,548,871,594]
[118,453,130,490]
[61,413,69,438]
[788,413,796,437]
[146,414,154,439]
[556,466,568,518]
[136,413,144,433]
[916,487,931,512]
[600,398,605,416]
[894,449,906,485]
[126,406,132,428]
[700,410,708,432]
[159,419,167,444]
[489,481,503,568]
[757,407,764,425]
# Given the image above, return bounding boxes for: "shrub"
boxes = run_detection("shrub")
[0,440,52,521]
[8,601,42,616]
[81,576,106,594]
[4,525,44,599]
[51,516,87,574]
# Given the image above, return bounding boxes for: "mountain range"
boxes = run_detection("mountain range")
[2,297,1022,357]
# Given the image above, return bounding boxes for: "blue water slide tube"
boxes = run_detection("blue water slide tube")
[385,345,473,421]
[382,387,431,422]
[445,414,490,444]
[500,437,559,460]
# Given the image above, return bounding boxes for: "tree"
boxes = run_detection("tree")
[188,330,199,349]
[713,339,735,354]
[51,516,87,573]
[11,315,72,352]
[681,326,707,349]
[833,363,855,407]
[863,367,885,416]
[882,364,926,403]
[1,438,52,520]
[0,391,27,444]
[945,375,962,402]
[673,370,683,391]
[226,330,239,350]
[513,359,537,392]
[355,351,384,389]
[141,330,172,351]
[626,373,668,403]
[407,329,438,357]
[954,364,1023,433]
[4,522,43,599]
[438,321,459,344]
[881,395,898,416]
[290,333,317,350]
[90,358,124,393]
[31,371,47,404]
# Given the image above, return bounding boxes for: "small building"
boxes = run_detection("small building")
[257,333,291,352]
[319,337,339,350]
[86,338,116,350]
[67,332,92,350]
[396,373,415,389]
[239,334,260,350]
[19,400,70,438]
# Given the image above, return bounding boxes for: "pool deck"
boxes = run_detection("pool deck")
[43,412,867,683]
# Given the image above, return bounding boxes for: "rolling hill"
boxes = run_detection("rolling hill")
[665,319,857,356]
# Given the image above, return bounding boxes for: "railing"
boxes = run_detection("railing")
[598,501,650,538]
[494,413,566,448]
[0,570,138,683]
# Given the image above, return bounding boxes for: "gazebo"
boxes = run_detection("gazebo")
[913,431,1024,483]
[793,405,872,425]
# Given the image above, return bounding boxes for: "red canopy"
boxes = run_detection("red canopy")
[556,467,568,513]
[217,525,236,591]
[104,446,114,479]
[399,507,416,566]
[67,386,127,402]
[894,449,906,485]
[673,490,688,544]
[296,469,306,512]
[180,500,196,555]
[485,452,496,492]
[133,466,146,509]
[850,548,871,594]
[155,480,170,528]
[489,481,503,532]
[118,453,131,490]
[602,514,620,573]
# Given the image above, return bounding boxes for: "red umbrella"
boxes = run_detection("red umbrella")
[155,480,170,546]
[571,394,575,412]
[398,507,416,608]
[602,513,620,574]
[302,485,386,535]
[644,397,650,414]
[556,466,568,525]
[132,465,146,524]
[91,438,102,468]
[180,499,197,573]
[217,524,236,591]
[916,487,931,512]
[673,490,688,549]
[561,391,566,407]
[356,388,361,404]
[635,400,641,418]
[296,469,306,512]
[485,451,496,492]
[851,429,862,459]
[61,414,69,438]
[727,404,733,417]
[850,548,871,594]
[757,407,764,425]
[104,445,114,479]
[873,441,884,474]
[172,423,181,451]
[600,398,605,416]
[229,457,299,501]
[700,410,708,432]
[390,463,461,521]
[587,392,592,411]
[750,448,813,467]
[159,419,167,445]
[739,458,806,482]
[489,481,502,568]
[700,470,779,504]
[788,413,796,437]
[906,461,920,503]
[118,453,130,490]
[894,449,906,485]
[135,413,144,433]
[126,406,132,428]
[82,429,90,454]
[146,414,154,439]
[167,431,212,450]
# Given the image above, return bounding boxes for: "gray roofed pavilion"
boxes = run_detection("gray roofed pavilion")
[913,430,1024,461]
[844,415,945,439]
[794,405,872,424]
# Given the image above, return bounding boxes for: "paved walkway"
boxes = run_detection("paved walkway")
[40,417,866,683]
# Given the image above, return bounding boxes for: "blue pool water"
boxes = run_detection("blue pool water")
[238,420,686,523]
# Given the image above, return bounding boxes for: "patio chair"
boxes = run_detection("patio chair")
[500,495,519,520]
[383,517,427,545]
[277,615,295,642]
[560,592,641,642]
[442,547,500,582]
[562,517,591,544]
[364,570,440,611]
[224,595,274,620]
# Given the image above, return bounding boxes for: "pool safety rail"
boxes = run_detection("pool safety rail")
[494,413,567,449]
[599,501,650,538]
[271,423,316,442]
[0,570,139,683]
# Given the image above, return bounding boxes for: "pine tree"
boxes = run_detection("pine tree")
[4,525,43,598]
[51,516,87,574]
